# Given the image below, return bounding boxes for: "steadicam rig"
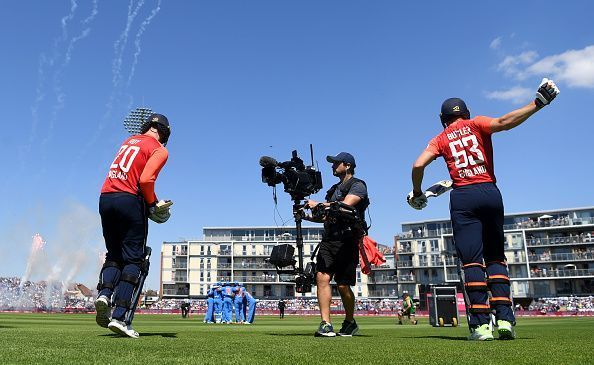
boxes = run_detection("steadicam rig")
[260,146,322,293]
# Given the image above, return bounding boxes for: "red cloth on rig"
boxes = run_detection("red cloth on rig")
[359,236,386,275]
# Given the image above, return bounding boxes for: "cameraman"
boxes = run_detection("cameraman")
[305,152,368,337]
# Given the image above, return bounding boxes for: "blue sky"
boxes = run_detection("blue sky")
[1,0,593,290]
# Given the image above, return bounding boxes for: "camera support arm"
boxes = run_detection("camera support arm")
[292,199,306,280]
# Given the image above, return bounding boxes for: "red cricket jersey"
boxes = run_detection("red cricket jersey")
[425,116,496,187]
[101,134,168,203]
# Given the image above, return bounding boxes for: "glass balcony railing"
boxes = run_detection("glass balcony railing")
[416,261,443,267]
[531,268,594,278]
[367,289,398,297]
[233,263,277,269]
[369,275,398,283]
[234,276,278,283]
[505,217,594,230]
[526,236,594,246]
[216,263,232,269]
[528,252,594,262]
[162,289,189,296]
[396,261,413,268]
[399,276,416,283]
[446,273,460,281]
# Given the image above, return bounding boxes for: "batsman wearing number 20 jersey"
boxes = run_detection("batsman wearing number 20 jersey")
[409,78,559,341]
[95,113,172,338]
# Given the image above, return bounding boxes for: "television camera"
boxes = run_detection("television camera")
[259,147,322,293]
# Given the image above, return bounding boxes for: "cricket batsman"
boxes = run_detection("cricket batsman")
[408,79,559,340]
[95,113,172,338]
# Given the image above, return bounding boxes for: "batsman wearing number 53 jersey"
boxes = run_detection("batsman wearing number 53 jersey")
[95,113,172,338]
[409,78,559,341]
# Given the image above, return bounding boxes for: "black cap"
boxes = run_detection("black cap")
[147,113,169,128]
[326,152,356,167]
[440,98,470,123]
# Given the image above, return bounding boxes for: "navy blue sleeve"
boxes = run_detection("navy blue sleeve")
[347,181,367,199]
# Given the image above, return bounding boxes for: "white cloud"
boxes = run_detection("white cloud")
[490,37,502,50]
[485,86,532,104]
[495,45,594,89]
[497,51,538,79]
[525,45,594,88]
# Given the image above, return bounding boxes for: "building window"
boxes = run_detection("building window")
[430,240,439,252]
[419,241,427,253]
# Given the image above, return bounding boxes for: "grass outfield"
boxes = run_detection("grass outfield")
[1,314,593,365]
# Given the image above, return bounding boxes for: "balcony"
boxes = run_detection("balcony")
[416,260,443,267]
[531,268,594,278]
[162,289,189,296]
[445,258,458,266]
[504,217,594,231]
[399,275,416,283]
[369,275,398,284]
[219,249,232,256]
[233,262,277,270]
[398,228,453,239]
[528,252,594,263]
[446,273,460,281]
[234,275,278,283]
[217,263,232,269]
[367,289,398,297]
[396,260,413,268]
[526,236,594,247]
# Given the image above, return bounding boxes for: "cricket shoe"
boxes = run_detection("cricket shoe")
[337,320,359,337]
[497,320,516,340]
[314,321,336,337]
[468,324,494,341]
[94,295,111,328]
[108,319,139,339]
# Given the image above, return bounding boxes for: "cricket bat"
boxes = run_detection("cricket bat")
[424,180,453,198]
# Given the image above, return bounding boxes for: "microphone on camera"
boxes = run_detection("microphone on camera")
[259,156,278,168]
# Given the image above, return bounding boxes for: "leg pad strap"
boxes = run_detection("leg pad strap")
[490,297,512,306]
[469,304,492,314]
[464,282,489,292]
[120,272,140,285]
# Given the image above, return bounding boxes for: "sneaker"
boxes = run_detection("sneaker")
[314,321,336,337]
[497,320,516,340]
[94,295,111,328]
[337,320,359,337]
[468,324,494,341]
[108,319,139,339]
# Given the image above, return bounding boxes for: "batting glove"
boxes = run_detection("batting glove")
[535,78,560,108]
[407,191,427,210]
[149,199,172,224]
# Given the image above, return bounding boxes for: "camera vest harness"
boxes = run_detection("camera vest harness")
[324,177,370,234]
[325,177,370,217]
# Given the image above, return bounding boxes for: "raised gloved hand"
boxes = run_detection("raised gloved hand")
[407,191,427,210]
[535,78,560,108]
[149,199,173,223]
